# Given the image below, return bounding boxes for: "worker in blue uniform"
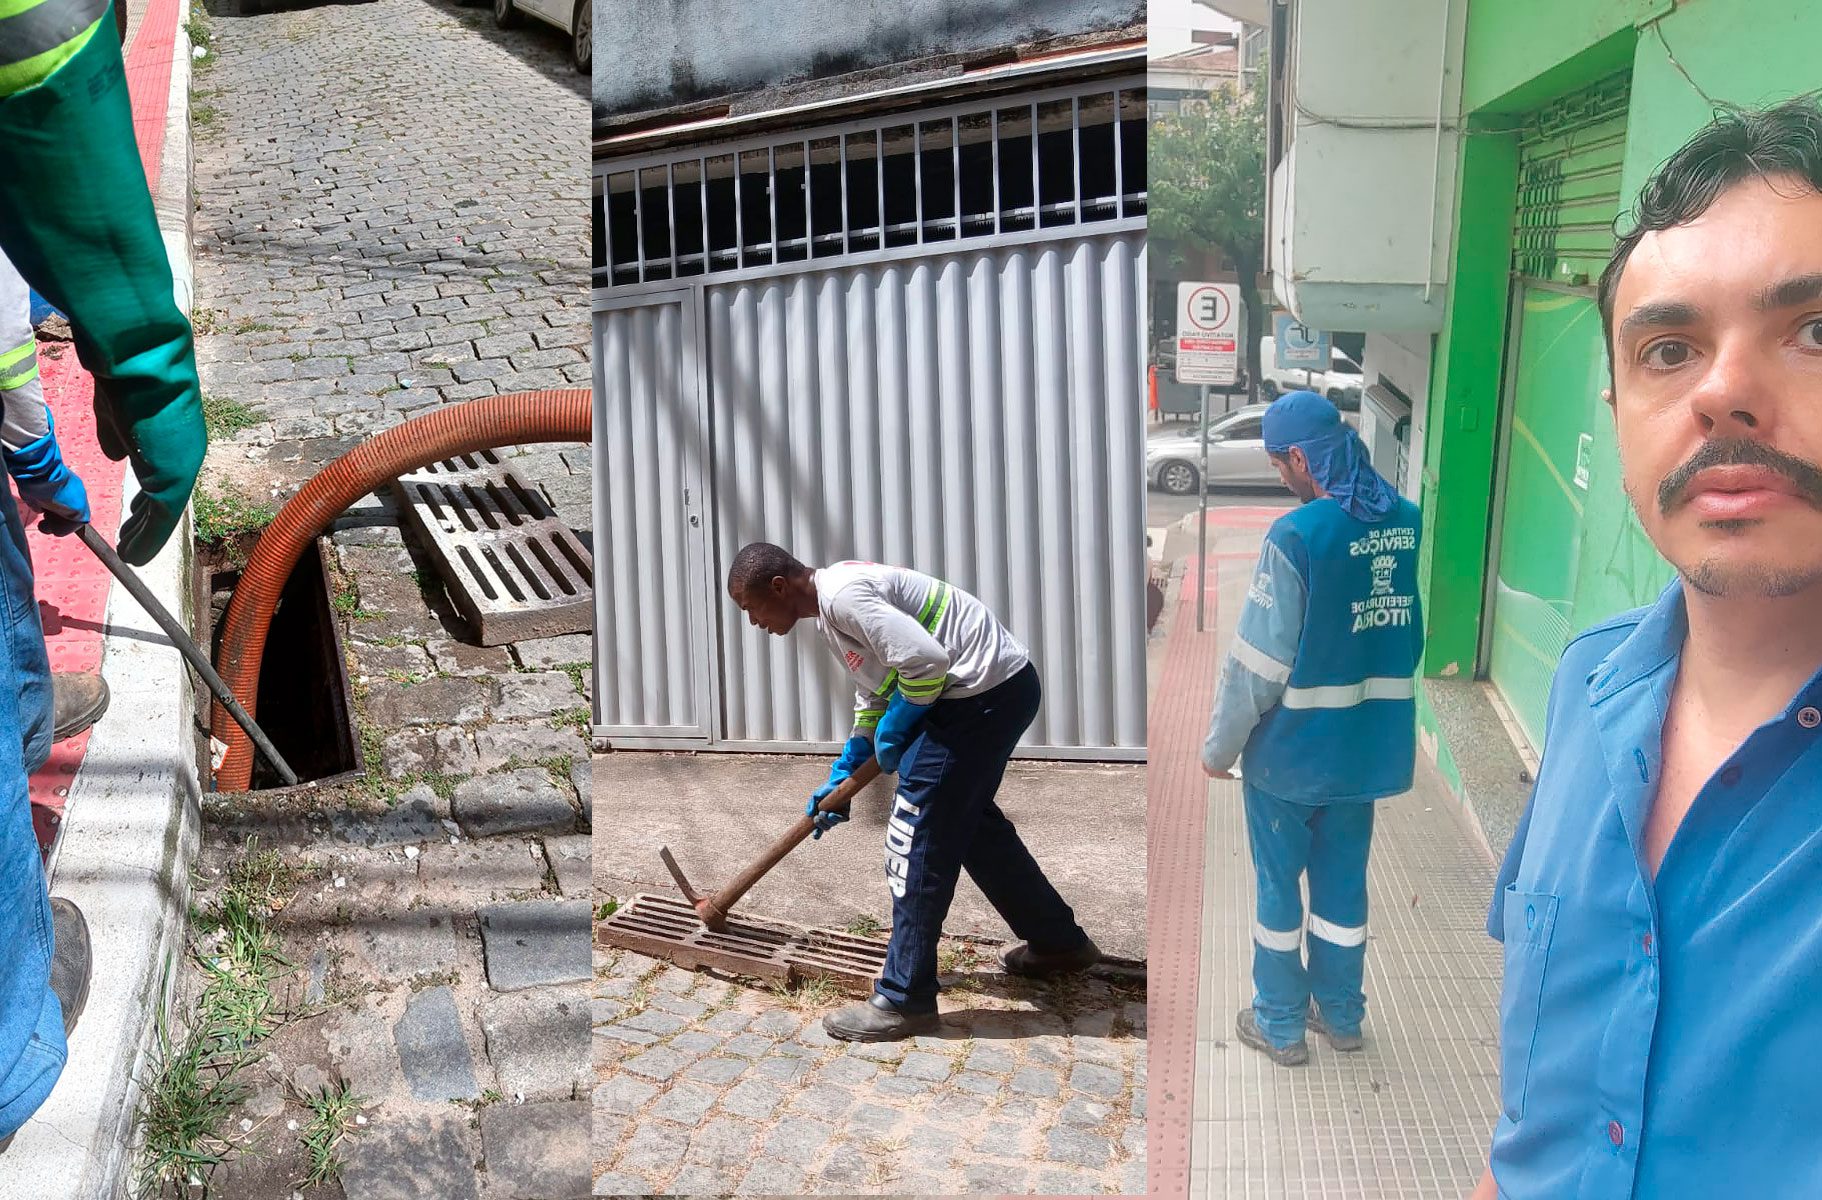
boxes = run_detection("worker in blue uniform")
[1471,97,1822,1200]
[1201,390,1424,1066]
[0,0,206,1145]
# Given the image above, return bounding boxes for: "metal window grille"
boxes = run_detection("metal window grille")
[592,78,1147,288]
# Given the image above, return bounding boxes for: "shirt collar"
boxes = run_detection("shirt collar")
[1587,577,1686,704]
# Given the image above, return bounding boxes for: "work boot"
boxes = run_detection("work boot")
[50,898,92,1039]
[1308,1001,1363,1051]
[823,994,940,1043]
[997,936,1102,978]
[1235,1007,1308,1067]
[51,672,109,742]
[0,902,88,1155]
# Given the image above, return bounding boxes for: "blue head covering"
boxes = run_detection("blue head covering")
[1261,390,1400,523]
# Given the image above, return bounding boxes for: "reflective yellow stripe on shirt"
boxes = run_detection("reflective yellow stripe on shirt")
[0,340,37,391]
[0,0,105,96]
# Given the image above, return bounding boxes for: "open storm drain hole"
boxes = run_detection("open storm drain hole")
[206,537,364,791]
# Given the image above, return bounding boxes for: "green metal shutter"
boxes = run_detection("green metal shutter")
[1511,72,1631,286]
[1485,75,1632,753]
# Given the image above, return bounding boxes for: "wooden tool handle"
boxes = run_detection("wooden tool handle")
[710,757,885,918]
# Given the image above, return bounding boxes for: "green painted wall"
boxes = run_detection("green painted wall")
[1416,125,1515,680]
[1421,0,1822,754]
[1461,0,1646,114]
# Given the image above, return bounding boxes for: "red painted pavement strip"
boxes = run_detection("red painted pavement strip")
[124,0,181,191]
[30,0,183,852]
[1146,557,1226,1197]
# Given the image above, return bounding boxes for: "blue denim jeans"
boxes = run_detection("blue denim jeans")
[874,664,1088,1012]
[0,476,61,1139]
[1243,783,1375,1048]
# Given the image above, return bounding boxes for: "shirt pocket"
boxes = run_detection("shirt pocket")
[1498,886,1558,1123]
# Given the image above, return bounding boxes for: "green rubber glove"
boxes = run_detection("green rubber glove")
[0,8,206,566]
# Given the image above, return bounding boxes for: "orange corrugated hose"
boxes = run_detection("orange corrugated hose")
[210,390,592,791]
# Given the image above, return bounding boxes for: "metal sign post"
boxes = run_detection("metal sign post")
[1196,384,1210,633]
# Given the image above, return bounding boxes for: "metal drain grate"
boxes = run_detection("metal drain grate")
[395,450,592,646]
[597,893,889,994]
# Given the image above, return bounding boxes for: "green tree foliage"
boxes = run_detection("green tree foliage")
[1150,83,1269,399]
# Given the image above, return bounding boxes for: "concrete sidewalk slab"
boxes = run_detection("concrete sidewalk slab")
[593,751,1147,962]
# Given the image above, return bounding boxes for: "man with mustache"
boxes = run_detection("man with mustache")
[1471,98,1822,1199]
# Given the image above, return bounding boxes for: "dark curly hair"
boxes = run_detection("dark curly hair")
[1598,95,1822,356]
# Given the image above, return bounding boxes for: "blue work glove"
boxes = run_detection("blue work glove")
[805,735,875,840]
[874,692,931,775]
[4,414,91,535]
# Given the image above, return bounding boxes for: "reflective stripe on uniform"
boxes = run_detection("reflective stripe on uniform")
[0,341,37,390]
[916,580,951,632]
[1280,676,1415,710]
[853,704,886,730]
[0,0,105,95]
[1252,922,1302,953]
[874,582,954,701]
[897,675,945,699]
[1229,636,1291,684]
[1307,914,1367,947]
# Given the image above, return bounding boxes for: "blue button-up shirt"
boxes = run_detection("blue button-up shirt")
[1488,580,1822,1199]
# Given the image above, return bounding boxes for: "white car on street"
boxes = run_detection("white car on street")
[1145,406,1281,495]
[1146,402,1362,495]
[491,0,591,73]
[1257,336,1364,407]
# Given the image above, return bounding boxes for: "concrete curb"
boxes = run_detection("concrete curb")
[0,4,201,1197]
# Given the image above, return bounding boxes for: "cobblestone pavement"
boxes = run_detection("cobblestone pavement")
[165,0,595,1195]
[592,942,1149,1196]
[189,0,590,513]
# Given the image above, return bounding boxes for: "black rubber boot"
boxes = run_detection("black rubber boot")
[997,936,1102,978]
[50,898,92,1039]
[3,900,92,1153]
[1235,1007,1309,1067]
[1308,1000,1364,1051]
[51,673,110,743]
[823,994,940,1043]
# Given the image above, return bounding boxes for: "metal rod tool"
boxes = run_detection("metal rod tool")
[75,523,300,786]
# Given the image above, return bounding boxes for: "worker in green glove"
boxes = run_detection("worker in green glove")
[0,0,206,1147]
[0,0,207,568]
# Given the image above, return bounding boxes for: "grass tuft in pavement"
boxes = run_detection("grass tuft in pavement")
[296,1079,363,1188]
[135,841,302,1195]
[201,394,260,441]
[768,974,842,1011]
[844,914,885,938]
[193,483,277,561]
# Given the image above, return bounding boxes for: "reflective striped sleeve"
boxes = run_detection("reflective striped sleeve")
[846,581,952,707]
[1201,537,1307,774]
[851,690,887,739]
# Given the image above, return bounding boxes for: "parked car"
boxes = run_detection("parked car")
[1145,405,1280,495]
[1257,336,1364,408]
[492,0,591,72]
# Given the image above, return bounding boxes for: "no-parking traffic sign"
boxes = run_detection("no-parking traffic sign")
[1175,282,1242,387]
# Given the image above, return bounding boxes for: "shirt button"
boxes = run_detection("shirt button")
[1608,1120,1624,1147]
[1799,706,1821,729]
[1720,765,1741,786]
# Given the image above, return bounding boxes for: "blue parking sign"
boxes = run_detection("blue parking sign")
[1273,312,1330,369]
